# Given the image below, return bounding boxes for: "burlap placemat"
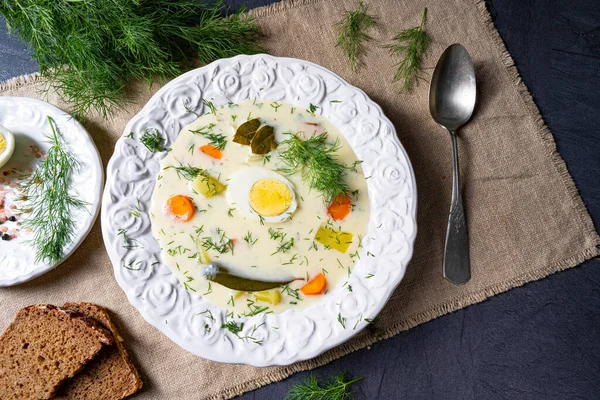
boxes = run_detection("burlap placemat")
[1,0,599,398]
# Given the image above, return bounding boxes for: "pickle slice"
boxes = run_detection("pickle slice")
[201,263,299,292]
[251,125,277,154]
[233,118,261,145]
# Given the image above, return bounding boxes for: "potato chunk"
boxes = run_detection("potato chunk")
[314,225,353,253]
[254,289,281,305]
[190,173,226,198]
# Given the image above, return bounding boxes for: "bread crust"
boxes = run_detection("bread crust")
[0,304,114,400]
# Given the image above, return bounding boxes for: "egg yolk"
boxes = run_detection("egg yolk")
[249,178,293,217]
[0,133,6,154]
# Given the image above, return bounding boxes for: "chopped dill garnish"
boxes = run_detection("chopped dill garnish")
[334,0,376,71]
[385,7,430,92]
[20,116,87,264]
[221,320,243,334]
[202,99,217,115]
[271,238,294,255]
[278,132,350,204]
[164,163,201,181]
[337,313,346,328]
[243,231,258,247]
[227,208,235,217]
[201,230,234,254]
[129,199,142,218]
[281,285,302,301]
[183,100,201,117]
[306,103,319,116]
[270,102,282,111]
[189,123,227,150]
[243,299,269,316]
[268,228,287,242]
[140,128,165,153]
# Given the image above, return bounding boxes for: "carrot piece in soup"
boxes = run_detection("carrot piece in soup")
[200,144,223,159]
[300,273,327,295]
[327,194,352,220]
[165,195,195,222]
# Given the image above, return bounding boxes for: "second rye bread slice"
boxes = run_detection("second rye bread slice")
[0,304,113,400]
[55,303,142,400]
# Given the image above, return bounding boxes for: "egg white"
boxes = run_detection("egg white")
[226,167,297,223]
[0,124,15,169]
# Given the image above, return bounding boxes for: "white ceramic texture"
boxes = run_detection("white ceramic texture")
[0,97,103,286]
[101,55,417,366]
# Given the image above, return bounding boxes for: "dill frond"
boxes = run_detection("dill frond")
[190,124,227,150]
[140,128,165,153]
[278,133,350,204]
[285,373,363,400]
[334,1,376,72]
[164,164,202,181]
[20,117,86,264]
[0,0,260,119]
[386,7,430,92]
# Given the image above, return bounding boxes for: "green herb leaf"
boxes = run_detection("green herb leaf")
[0,0,260,119]
[190,124,227,150]
[20,116,86,264]
[140,128,165,153]
[385,7,430,92]
[334,1,376,72]
[278,133,350,204]
[285,373,363,400]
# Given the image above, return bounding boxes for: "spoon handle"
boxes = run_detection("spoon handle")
[444,131,470,284]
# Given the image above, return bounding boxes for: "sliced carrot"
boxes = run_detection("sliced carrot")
[300,273,327,295]
[165,195,195,223]
[200,144,223,160]
[327,194,352,221]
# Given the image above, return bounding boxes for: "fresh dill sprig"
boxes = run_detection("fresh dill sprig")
[140,128,165,153]
[285,373,363,400]
[20,116,86,264]
[278,133,350,204]
[385,7,430,92]
[0,0,260,119]
[334,1,376,72]
[190,124,227,150]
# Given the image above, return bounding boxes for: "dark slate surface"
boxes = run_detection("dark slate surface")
[1,1,598,399]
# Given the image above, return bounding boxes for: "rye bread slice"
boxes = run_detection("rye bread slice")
[55,303,142,400]
[0,304,113,400]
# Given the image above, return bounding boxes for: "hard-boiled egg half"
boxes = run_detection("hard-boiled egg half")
[226,167,297,223]
[0,124,15,169]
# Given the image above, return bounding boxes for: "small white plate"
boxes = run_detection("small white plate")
[102,55,417,366]
[0,97,103,286]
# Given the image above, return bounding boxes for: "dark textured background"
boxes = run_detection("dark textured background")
[1,1,599,398]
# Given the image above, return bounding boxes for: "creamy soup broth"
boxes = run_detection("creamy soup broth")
[150,100,370,314]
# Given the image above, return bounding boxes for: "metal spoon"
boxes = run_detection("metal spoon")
[429,43,476,285]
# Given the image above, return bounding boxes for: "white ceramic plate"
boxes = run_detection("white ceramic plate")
[101,55,417,366]
[0,97,103,286]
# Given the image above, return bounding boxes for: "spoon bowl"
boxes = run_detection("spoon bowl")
[429,43,476,285]
[429,44,476,131]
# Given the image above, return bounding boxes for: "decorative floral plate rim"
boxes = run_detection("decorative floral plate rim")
[101,54,417,366]
[0,97,103,287]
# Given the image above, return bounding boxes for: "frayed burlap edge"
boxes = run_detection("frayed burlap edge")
[1,1,598,399]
